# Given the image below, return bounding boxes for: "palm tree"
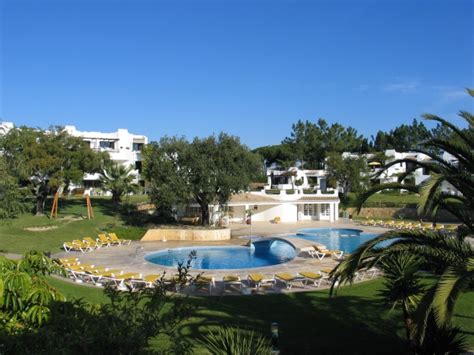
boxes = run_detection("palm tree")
[377,252,425,345]
[330,90,474,348]
[99,164,138,207]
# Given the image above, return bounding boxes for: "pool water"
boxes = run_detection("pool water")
[145,239,296,270]
[291,228,382,254]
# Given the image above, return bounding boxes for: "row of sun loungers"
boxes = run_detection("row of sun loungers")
[58,257,381,294]
[360,219,458,232]
[63,233,131,253]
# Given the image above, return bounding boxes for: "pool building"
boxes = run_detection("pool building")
[183,168,340,224]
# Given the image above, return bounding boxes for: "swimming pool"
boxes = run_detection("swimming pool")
[145,239,296,270]
[291,228,381,254]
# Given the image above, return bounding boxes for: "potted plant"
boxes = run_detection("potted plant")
[245,209,254,225]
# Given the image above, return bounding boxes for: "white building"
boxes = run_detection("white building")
[63,125,148,188]
[229,167,338,223]
[0,122,14,136]
[178,167,340,224]
[342,149,460,195]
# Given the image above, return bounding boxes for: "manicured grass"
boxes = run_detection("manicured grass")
[0,197,147,254]
[364,193,420,207]
[49,277,474,353]
[47,276,109,304]
[345,192,420,208]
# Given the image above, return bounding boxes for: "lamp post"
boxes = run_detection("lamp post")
[271,322,279,354]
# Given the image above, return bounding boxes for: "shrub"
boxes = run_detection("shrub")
[286,189,295,194]
[102,225,147,241]
[303,189,315,194]
[265,189,280,195]
[200,327,272,355]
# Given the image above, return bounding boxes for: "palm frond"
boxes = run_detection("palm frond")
[423,114,474,150]
[432,258,474,328]
[417,174,444,216]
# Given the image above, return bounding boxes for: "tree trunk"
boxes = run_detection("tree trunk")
[112,193,121,208]
[200,202,210,226]
[402,305,416,351]
[36,195,46,215]
[34,183,50,216]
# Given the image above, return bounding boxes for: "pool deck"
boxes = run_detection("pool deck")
[53,220,387,295]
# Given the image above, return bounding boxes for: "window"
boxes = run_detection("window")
[307,176,318,186]
[185,206,201,216]
[303,204,318,216]
[133,143,144,151]
[99,141,115,149]
[135,161,142,173]
[320,204,330,217]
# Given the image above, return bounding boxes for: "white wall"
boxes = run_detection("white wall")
[252,204,298,222]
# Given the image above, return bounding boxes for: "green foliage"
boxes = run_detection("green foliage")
[282,118,369,169]
[371,118,431,152]
[143,133,262,225]
[265,189,280,195]
[0,157,29,221]
[99,164,138,207]
[331,229,473,351]
[0,126,108,215]
[200,326,272,355]
[3,255,197,353]
[379,252,424,310]
[253,144,296,169]
[325,152,369,198]
[0,252,65,333]
[102,224,147,241]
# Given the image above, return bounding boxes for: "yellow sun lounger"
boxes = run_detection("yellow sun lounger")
[107,233,132,246]
[192,275,215,294]
[98,234,116,246]
[223,275,242,292]
[298,271,323,287]
[247,273,275,291]
[274,273,304,290]
[59,257,79,266]
[63,241,92,253]
[83,236,101,248]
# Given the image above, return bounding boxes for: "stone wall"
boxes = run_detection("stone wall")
[141,228,231,242]
[346,207,461,222]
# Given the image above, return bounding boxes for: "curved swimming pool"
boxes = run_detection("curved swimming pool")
[291,228,382,254]
[145,239,296,270]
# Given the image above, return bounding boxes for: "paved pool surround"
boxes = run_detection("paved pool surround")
[53,221,387,294]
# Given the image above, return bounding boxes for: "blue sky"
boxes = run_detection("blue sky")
[1,0,472,148]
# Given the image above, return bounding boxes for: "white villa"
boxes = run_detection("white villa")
[0,122,14,136]
[342,149,460,195]
[217,168,340,223]
[0,122,149,193]
[63,125,148,189]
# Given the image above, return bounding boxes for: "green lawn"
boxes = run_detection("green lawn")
[364,193,420,207]
[0,197,148,254]
[48,276,474,353]
[344,192,420,208]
